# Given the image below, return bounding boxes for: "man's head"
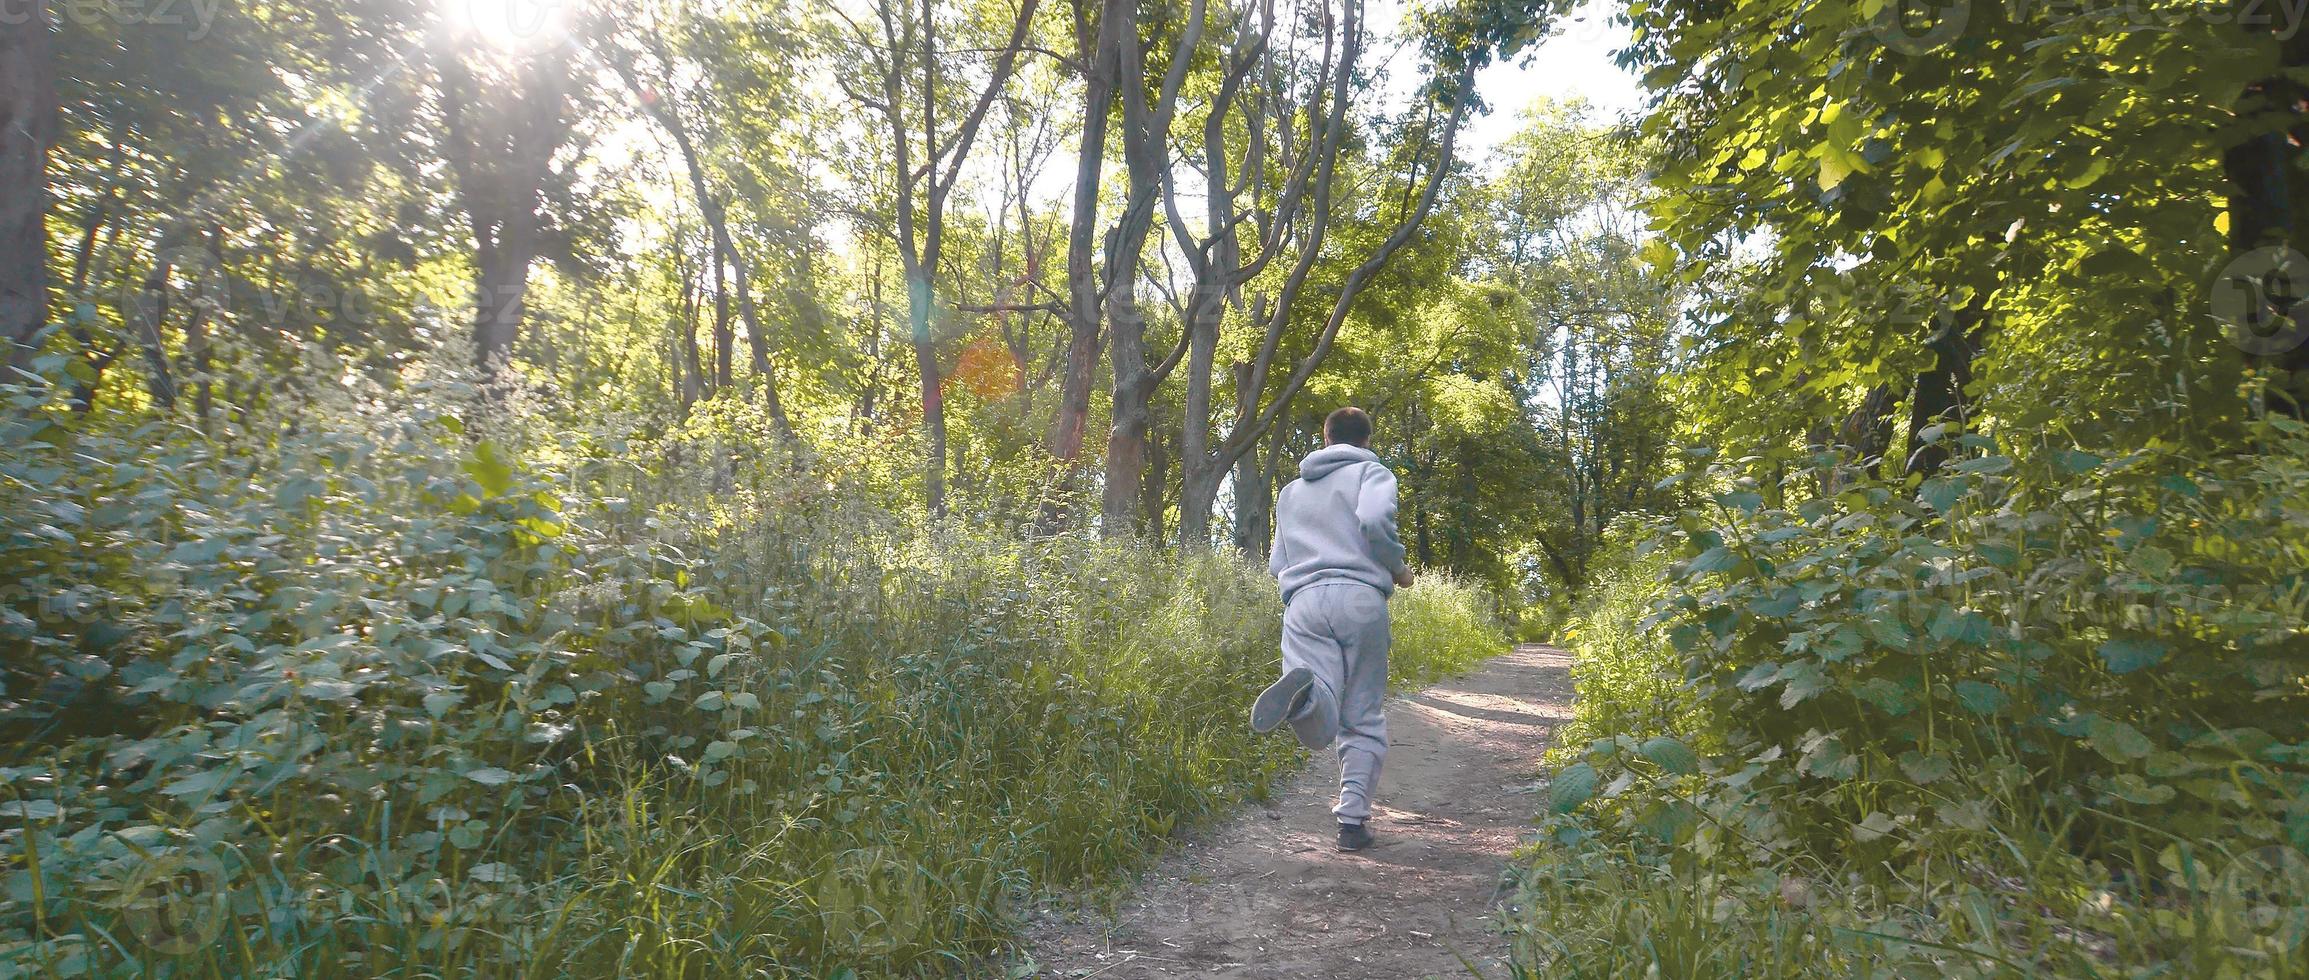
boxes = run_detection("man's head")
[1323,406,1373,448]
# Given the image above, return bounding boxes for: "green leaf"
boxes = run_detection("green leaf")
[465,767,514,786]
[1899,752,1952,784]
[1687,547,1740,574]
[2103,773,2176,805]
[2086,716,2155,762]
[1918,476,1964,514]
[1640,736,1702,775]
[1818,146,1856,191]
[1737,661,1784,691]
[2098,636,2167,674]
[1749,588,1802,618]
[1954,681,2008,714]
[1852,677,1914,715]
[463,440,517,498]
[1928,606,1992,646]
[1549,763,1601,813]
[1852,811,1899,842]
[1778,661,1829,708]
[161,769,233,797]
[1817,625,1865,662]
[2056,448,2105,474]
[1866,615,1912,648]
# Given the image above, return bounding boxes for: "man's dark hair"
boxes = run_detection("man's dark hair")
[1324,406,1373,447]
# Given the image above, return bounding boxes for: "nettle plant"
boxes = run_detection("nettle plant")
[0,352,791,972]
[1545,421,2309,960]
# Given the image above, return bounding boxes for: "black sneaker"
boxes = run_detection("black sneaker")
[1250,667,1314,734]
[1337,821,1373,852]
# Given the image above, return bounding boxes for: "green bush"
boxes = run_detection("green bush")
[0,354,1506,977]
[1511,424,2309,976]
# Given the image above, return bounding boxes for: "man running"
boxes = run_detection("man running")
[1250,406,1413,853]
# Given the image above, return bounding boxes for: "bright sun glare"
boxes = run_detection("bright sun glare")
[442,0,571,52]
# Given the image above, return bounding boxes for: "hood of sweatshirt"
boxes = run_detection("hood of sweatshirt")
[1300,443,1380,482]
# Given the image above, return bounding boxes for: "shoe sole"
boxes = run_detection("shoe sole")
[1251,667,1314,734]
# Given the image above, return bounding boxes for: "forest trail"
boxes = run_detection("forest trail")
[1025,645,1574,979]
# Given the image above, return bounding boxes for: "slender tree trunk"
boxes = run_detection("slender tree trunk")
[1172,302,1221,549]
[1228,365,1277,556]
[854,0,1041,521]
[62,161,117,413]
[711,249,732,390]
[1047,0,1125,482]
[1097,1,1173,537]
[1415,501,1435,566]
[606,45,798,440]
[128,247,177,410]
[1101,284,1150,537]
[1,3,54,368]
[908,270,947,518]
[677,252,705,412]
[1141,419,1168,541]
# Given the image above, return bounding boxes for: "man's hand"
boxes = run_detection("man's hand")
[1393,566,1415,589]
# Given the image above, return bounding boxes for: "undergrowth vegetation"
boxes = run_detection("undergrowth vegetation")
[1510,425,2309,977]
[0,351,1505,978]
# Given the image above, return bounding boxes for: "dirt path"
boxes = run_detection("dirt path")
[1024,645,1574,980]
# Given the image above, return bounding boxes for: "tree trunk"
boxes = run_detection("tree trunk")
[436,52,571,383]
[1837,383,1899,479]
[473,227,534,373]
[1,3,54,368]
[1096,0,1169,538]
[1904,306,1983,478]
[1048,0,1125,477]
[1141,419,1168,541]
[1101,284,1150,538]
[1176,454,1225,551]
[1228,364,1275,556]
[909,271,947,519]
[676,253,705,412]
[2221,16,2309,411]
[711,249,733,390]
[128,248,178,410]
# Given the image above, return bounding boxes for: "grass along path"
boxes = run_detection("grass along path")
[1022,645,1573,979]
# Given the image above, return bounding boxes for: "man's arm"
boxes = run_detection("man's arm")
[1355,463,1410,583]
[1267,483,1292,579]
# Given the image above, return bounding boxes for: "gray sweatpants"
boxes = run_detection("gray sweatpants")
[1280,581,1391,823]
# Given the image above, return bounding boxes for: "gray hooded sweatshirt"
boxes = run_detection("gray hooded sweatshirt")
[1267,444,1410,604]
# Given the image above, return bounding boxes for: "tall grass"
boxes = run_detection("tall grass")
[0,357,1509,977]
